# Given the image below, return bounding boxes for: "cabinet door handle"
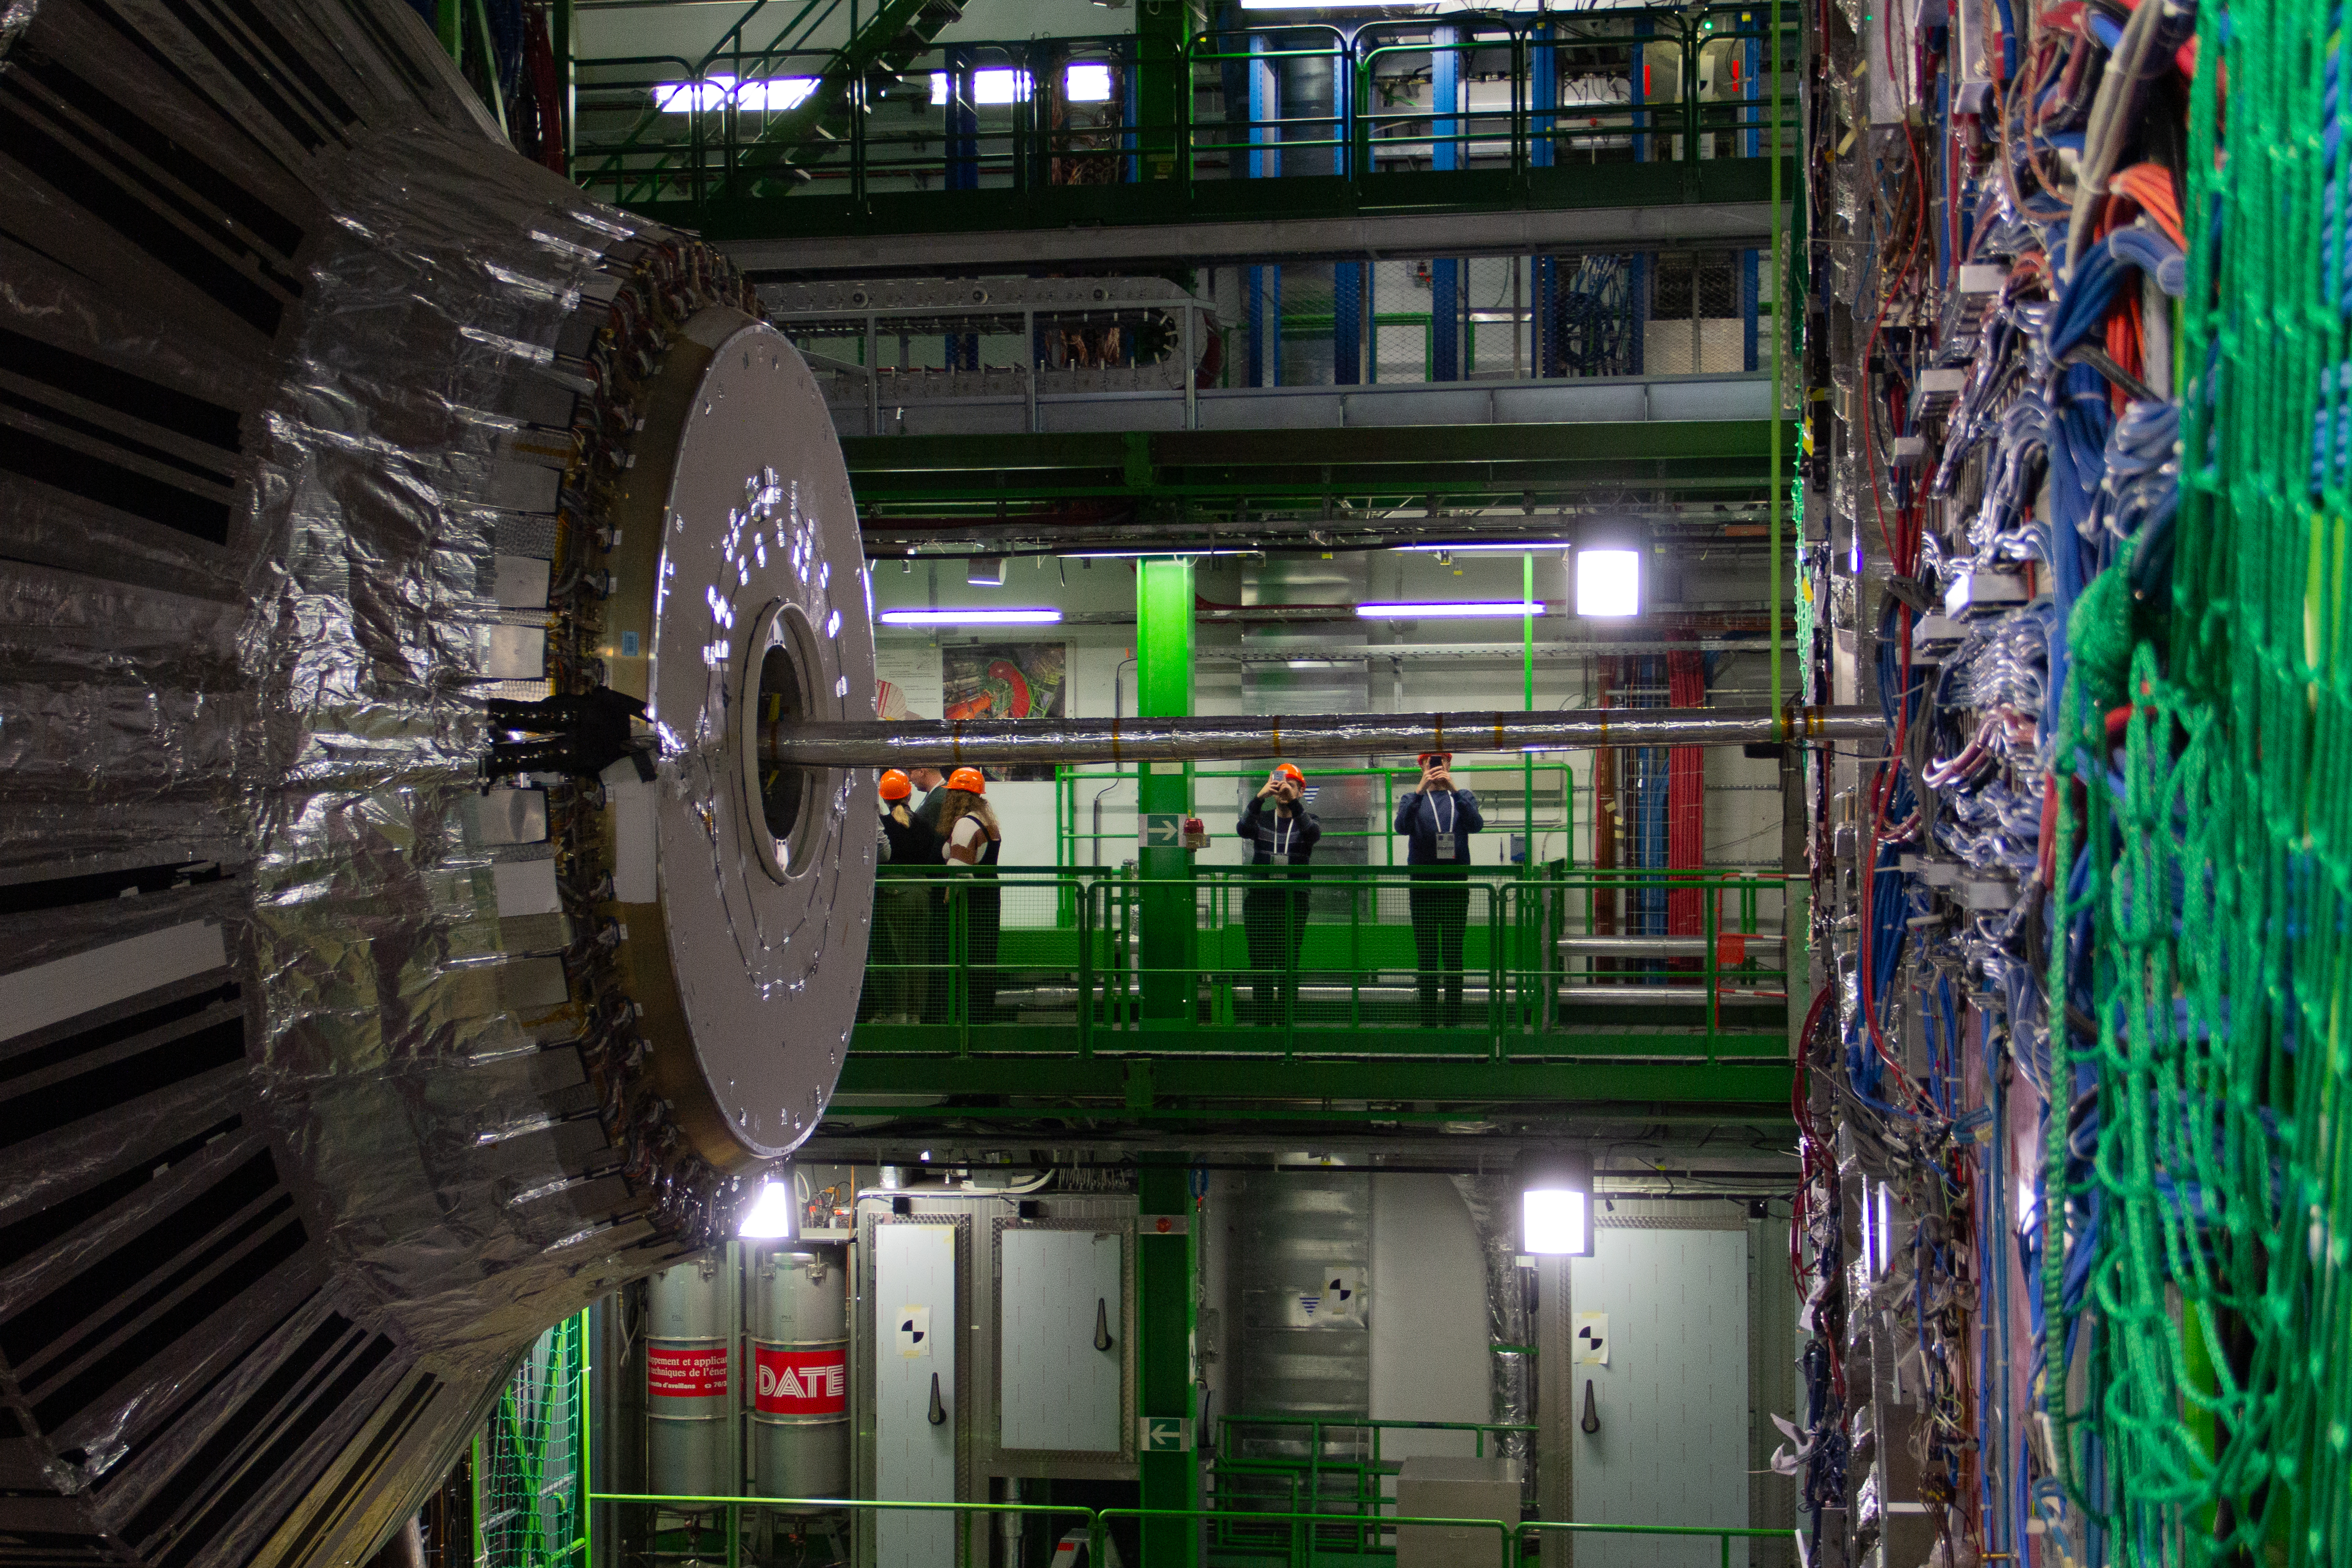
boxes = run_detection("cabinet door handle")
[928,1371,947,1426]
[1581,1378,1601,1434]
[1093,1296,1114,1352]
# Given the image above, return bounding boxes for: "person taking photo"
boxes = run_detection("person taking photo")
[1393,751,1483,1027]
[1237,762,1320,1026]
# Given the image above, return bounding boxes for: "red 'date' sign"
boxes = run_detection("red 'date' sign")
[647,1345,729,1398]
[754,1346,847,1416]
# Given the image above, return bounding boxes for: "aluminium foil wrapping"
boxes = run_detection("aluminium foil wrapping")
[1449,1174,1535,1502]
[0,3,719,1559]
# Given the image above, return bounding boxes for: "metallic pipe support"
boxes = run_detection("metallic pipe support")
[761,706,1877,768]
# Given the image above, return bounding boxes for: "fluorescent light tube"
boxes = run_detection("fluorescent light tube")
[1357,601,1544,618]
[877,608,1064,626]
[1394,542,1565,553]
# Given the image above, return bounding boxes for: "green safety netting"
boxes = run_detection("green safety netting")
[2043,0,2352,1559]
[479,1314,590,1568]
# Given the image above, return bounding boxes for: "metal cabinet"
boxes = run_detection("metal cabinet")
[873,1222,960,1568]
[998,1226,1126,1453]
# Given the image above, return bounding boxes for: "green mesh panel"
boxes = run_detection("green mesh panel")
[2042,2,2352,1558]
[479,1314,590,1568]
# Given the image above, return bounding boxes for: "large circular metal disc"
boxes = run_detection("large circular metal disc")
[646,313,877,1157]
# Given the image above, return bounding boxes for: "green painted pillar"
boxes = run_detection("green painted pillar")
[1137,558,1195,1025]
[1137,1163,1199,1568]
[1133,0,1190,181]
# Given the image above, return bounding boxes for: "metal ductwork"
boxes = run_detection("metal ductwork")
[0,5,873,1568]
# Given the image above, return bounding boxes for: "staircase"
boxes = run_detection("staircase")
[730,0,967,195]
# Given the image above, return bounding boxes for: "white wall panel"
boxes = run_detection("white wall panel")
[875,1224,958,1568]
[999,1228,1124,1451]
[1569,1227,1750,1567]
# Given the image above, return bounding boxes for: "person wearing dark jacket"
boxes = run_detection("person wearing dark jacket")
[936,769,1004,1023]
[907,766,949,833]
[1394,751,1484,1026]
[1237,763,1320,1026]
[868,770,942,1023]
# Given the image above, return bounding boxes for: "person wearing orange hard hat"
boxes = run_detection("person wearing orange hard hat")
[1239,762,1321,1027]
[865,769,943,1024]
[1396,750,1484,1027]
[935,767,1005,1024]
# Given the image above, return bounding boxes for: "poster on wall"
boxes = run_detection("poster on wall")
[942,644,1067,780]
[875,642,944,721]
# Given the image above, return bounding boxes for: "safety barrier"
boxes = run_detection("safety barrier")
[568,8,1795,214]
[855,866,1791,1061]
[589,1491,1795,1567]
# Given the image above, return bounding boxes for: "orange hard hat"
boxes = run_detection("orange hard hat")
[1273,762,1304,784]
[1418,751,1453,766]
[878,769,913,801]
[947,767,986,794]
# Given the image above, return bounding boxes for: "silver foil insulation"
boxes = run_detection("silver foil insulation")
[0,4,843,1567]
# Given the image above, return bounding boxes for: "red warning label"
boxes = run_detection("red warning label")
[753,1346,848,1415]
[647,1345,729,1398]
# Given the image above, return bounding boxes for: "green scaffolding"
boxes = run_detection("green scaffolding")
[477,1314,591,1568]
[2042,0,2352,1557]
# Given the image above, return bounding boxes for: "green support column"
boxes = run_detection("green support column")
[1137,558,1196,1025]
[1137,1163,1199,1568]
[1133,0,1189,181]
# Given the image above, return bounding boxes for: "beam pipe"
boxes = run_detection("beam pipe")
[762,705,1877,768]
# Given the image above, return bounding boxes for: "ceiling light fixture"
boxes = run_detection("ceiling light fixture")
[1574,550,1641,618]
[1517,1148,1595,1256]
[1394,542,1567,553]
[877,608,1064,626]
[1059,548,1252,559]
[1356,601,1544,619]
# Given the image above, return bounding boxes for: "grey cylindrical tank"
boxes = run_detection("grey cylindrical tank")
[646,1254,733,1499]
[746,1246,850,1504]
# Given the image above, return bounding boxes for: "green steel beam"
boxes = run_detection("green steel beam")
[843,420,1775,505]
[833,1054,1795,1110]
[628,159,1790,247]
[1135,1163,1197,1567]
[1136,559,1195,1023]
[1131,0,1187,186]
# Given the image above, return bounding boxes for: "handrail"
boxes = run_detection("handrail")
[1098,1504,1513,1567]
[590,1488,1796,1568]
[591,1493,1093,1568]
[1517,1518,1797,1568]
[567,11,1797,210]
[857,865,1788,1059]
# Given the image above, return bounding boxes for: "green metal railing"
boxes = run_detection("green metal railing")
[590,1492,1791,1567]
[567,10,1796,215]
[857,865,1790,1061]
[1210,1416,1538,1560]
[1055,762,1575,870]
